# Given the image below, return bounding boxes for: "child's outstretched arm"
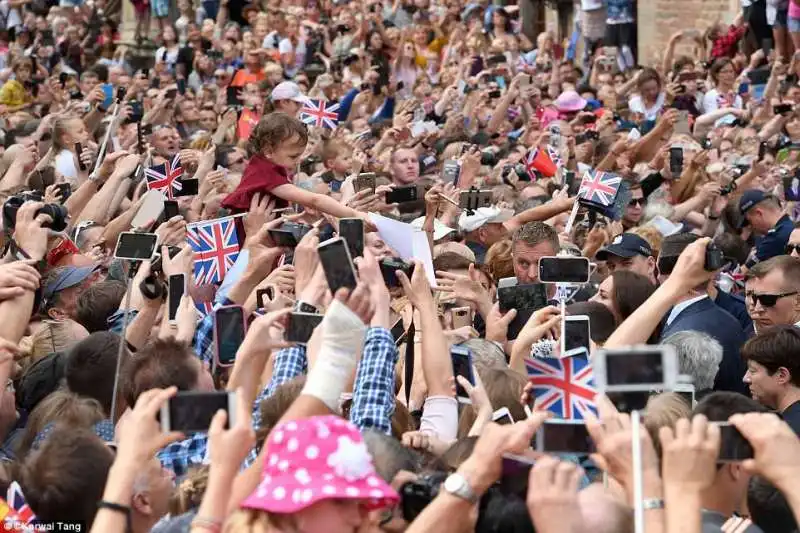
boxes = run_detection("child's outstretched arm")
[272,182,365,220]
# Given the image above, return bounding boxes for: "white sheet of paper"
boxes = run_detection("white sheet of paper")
[369,213,436,286]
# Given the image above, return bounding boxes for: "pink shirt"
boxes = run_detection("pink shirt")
[790,0,800,18]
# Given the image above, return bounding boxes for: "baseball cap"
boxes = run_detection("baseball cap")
[270,81,308,103]
[596,233,653,261]
[43,265,98,301]
[458,206,514,233]
[738,189,768,218]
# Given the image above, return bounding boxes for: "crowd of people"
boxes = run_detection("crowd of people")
[1,0,800,531]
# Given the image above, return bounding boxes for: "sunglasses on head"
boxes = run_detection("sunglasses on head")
[745,291,798,308]
[628,198,646,207]
[786,244,800,255]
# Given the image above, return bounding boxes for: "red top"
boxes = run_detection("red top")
[222,154,291,211]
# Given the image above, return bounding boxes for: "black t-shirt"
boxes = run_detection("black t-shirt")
[782,400,800,436]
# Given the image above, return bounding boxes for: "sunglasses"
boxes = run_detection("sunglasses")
[786,244,800,255]
[745,291,799,308]
[628,198,646,207]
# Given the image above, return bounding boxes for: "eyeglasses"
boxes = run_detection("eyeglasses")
[745,291,799,307]
[628,198,646,207]
[786,244,800,255]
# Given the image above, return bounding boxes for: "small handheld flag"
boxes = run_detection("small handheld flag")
[300,99,340,129]
[525,353,597,420]
[524,147,557,179]
[187,217,241,286]
[145,154,183,200]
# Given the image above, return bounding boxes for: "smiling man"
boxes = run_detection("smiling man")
[742,326,800,435]
[744,255,800,331]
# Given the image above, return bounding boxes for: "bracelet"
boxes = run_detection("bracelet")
[191,516,223,532]
[642,498,665,510]
[97,501,132,532]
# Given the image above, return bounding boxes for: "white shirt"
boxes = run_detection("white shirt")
[54,149,78,185]
[702,88,743,113]
[279,38,307,78]
[629,92,666,121]
[666,294,708,327]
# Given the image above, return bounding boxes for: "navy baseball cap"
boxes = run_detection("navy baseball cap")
[596,233,653,261]
[43,265,98,301]
[738,189,770,227]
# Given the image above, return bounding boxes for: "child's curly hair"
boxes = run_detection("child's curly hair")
[245,112,308,158]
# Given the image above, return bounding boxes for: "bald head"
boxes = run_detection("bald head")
[578,483,633,533]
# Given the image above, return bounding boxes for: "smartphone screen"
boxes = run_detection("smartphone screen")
[163,200,180,220]
[168,274,185,322]
[385,186,418,204]
[74,143,86,171]
[317,238,357,293]
[563,317,590,356]
[355,173,376,193]
[256,287,274,310]
[286,312,323,344]
[442,160,460,186]
[498,283,548,340]
[536,421,594,454]
[339,218,364,259]
[162,391,233,433]
[451,346,474,401]
[114,232,158,260]
[715,423,755,462]
[669,147,683,175]
[268,229,299,248]
[538,257,590,284]
[565,171,580,197]
[605,351,665,387]
[174,179,199,197]
[606,391,650,413]
[215,306,245,366]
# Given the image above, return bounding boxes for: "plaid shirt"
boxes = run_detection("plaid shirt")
[350,327,397,435]
[711,25,746,59]
[157,432,208,478]
[193,298,235,364]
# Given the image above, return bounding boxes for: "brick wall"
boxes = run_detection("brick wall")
[637,0,740,67]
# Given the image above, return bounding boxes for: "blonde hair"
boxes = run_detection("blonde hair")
[457,368,526,437]
[629,226,663,258]
[51,115,80,151]
[169,466,209,515]
[225,509,296,533]
[485,239,514,283]
[24,320,88,371]
[643,392,691,459]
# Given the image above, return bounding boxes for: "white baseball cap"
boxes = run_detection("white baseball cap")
[458,206,514,232]
[270,81,308,103]
[411,216,455,241]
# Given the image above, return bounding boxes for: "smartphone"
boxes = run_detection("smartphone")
[673,383,696,407]
[165,88,178,100]
[256,287,275,310]
[774,103,792,115]
[54,182,72,202]
[451,306,472,329]
[715,422,755,462]
[379,257,413,288]
[758,141,767,161]
[605,390,651,413]
[442,159,460,186]
[286,312,324,344]
[59,71,68,89]
[562,315,591,357]
[163,200,180,220]
[214,305,246,367]
[488,89,502,99]
[127,100,144,124]
[565,171,581,197]
[535,420,594,454]
[268,229,299,248]
[385,185,418,204]
[101,83,114,109]
[669,146,683,176]
[538,256,590,284]
[339,218,364,259]
[674,110,690,135]
[75,143,86,171]
[459,190,493,210]
[451,345,474,404]
[226,86,242,107]
[498,282,548,340]
[160,391,236,433]
[177,78,186,96]
[174,179,199,197]
[132,189,167,229]
[317,237,358,294]
[168,273,186,323]
[492,407,514,425]
[354,172,376,193]
[113,232,158,260]
[594,346,678,392]
[486,54,506,67]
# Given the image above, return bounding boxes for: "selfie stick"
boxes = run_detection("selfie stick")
[631,409,644,533]
[109,267,135,423]
[93,101,123,174]
[563,200,581,235]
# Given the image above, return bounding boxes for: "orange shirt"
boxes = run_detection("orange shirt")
[230,68,265,88]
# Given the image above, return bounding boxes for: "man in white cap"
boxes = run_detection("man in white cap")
[270,81,309,116]
[459,206,515,263]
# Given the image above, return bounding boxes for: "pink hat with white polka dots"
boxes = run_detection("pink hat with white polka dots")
[241,415,400,514]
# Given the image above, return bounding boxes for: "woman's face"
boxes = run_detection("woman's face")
[369,32,383,50]
[492,11,505,30]
[65,118,88,145]
[716,63,735,87]
[287,17,299,37]
[163,25,177,43]
[590,276,620,322]
[640,79,660,102]
[224,25,240,41]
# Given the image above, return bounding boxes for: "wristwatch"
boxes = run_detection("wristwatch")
[443,473,478,504]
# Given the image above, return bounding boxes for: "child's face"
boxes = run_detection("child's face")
[329,150,352,174]
[265,134,307,171]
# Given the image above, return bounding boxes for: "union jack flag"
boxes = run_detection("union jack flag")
[547,145,564,168]
[578,170,622,209]
[145,154,183,200]
[300,99,340,129]
[186,217,240,285]
[4,481,36,526]
[525,354,597,420]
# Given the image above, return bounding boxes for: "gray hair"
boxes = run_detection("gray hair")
[461,338,507,374]
[663,331,723,391]
[643,199,674,225]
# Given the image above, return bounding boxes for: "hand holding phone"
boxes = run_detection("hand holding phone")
[317,237,358,293]
[214,305,247,367]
